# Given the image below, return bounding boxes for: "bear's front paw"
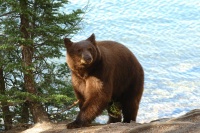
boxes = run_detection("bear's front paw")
[67,121,80,129]
[67,120,87,129]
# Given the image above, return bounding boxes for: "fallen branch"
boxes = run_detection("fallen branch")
[52,100,79,115]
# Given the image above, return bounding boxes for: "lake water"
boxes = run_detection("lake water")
[65,0,200,123]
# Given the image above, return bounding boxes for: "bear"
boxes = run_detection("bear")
[64,33,144,129]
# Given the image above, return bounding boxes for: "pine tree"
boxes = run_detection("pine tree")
[0,0,83,130]
[0,35,13,130]
[0,59,12,130]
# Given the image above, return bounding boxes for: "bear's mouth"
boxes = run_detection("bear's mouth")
[78,60,92,69]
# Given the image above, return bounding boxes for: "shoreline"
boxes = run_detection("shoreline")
[4,109,200,133]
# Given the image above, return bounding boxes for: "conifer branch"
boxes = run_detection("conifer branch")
[0,11,15,17]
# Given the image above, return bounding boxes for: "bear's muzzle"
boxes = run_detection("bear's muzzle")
[81,55,93,65]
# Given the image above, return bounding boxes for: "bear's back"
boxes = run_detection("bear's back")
[97,41,130,53]
[96,41,139,67]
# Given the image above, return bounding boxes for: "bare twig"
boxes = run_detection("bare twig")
[53,100,79,115]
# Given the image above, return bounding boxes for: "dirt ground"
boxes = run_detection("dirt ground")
[3,109,200,133]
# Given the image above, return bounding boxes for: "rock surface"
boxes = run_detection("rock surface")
[5,109,200,133]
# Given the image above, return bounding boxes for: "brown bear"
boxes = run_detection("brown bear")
[64,34,144,129]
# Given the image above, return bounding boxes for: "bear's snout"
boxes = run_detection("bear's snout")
[81,54,93,64]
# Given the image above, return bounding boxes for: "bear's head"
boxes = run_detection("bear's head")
[64,34,101,70]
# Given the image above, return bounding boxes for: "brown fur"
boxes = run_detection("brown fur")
[64,34,144,129]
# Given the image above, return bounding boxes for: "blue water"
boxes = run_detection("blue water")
[65,0,200,123]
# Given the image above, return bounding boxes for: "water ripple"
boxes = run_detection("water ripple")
[67,0,200,123]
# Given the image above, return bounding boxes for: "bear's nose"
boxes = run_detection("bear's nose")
[81,54,93,64]
[84,56,92,63]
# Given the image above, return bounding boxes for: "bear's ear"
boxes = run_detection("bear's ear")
[64,38,73,48]
[87,33,96,45]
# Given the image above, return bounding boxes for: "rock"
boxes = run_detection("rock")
[129,109,200,133]
[5,109,200,133]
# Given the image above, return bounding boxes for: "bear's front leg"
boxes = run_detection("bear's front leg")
[67,77,110,129]
[67,119,89,129]
[67,94,108,129]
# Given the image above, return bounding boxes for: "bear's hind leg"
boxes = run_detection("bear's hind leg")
[121,87,143,123]
[122,75,144,123]
[121,99,139,123]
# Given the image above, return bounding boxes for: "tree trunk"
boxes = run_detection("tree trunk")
[0,68,12,130]
[20,101,29,124]
[19,0,49,123]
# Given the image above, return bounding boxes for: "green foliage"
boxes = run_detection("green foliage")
[108,102,122,118]
[0,0,84,129]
